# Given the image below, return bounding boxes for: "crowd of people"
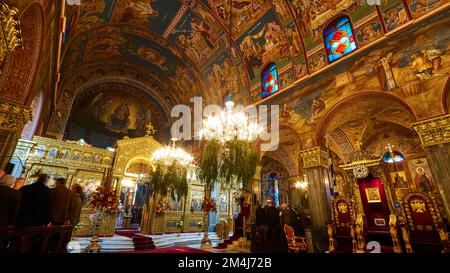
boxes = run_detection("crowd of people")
[255,199,310,237]
[0,169,84,228]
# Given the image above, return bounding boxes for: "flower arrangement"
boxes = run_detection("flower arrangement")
[176,220,183,230]
[87,186,119,215]
[155,200,165,216]
[197,221,203,229]
[201,197,217,212]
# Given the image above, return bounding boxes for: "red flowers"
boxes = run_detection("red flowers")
[201,197,217,212]
[155,200,165,216]
[87,186,119,215]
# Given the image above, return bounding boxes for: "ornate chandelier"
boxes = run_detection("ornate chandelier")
[151,138,193,167]
[199,101,262,143]
[0,1,23,73]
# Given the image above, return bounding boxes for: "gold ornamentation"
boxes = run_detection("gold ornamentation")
[338,202,348,214]
[0,2,23,74]
[389,214,402,253]
[411,114,450,146]
[0,100,32,132]
[300,147,329,168]
[410,199,426,213]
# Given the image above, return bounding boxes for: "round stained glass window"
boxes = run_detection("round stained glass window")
[382,150,405,163]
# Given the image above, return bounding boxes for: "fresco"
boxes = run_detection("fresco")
[73,0,115,34]
[204,0,272,39]
[236,9,291,86]
[112,0,182,35]
[285,20,307,79]
[169,5,221,67]
[379,0,410,32]
[408,157,436,193]
[69,83,165,141]
[356,21,384,46]
[287,0,375,51]
[406,0,444,18]
[204,51,246,102]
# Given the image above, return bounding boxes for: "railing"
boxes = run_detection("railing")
[0,225,73,253]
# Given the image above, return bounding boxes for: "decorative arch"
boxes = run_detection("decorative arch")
[315,91,418,148]
[323,14,357,63]
[0,2,43,104]
[21,89,44,140]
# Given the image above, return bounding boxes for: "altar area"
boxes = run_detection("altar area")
[10,135,239,239]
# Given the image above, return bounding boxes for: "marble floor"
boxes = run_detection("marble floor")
[67,232,250,253]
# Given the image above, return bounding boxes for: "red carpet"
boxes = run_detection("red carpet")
[120,246,211,253]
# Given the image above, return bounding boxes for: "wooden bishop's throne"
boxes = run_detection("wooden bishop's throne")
[399,192,450,253]
[327,197,359,253]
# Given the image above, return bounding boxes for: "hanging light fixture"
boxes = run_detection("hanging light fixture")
[198,100,262,143]
[151,138,194,167]
[0,1,23,73]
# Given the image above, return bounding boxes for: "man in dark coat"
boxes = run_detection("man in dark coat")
[0,175,22,226]
[280,203,296,227]
[264,200,280,227]
[17,174,50,227]
[49,178,72,225]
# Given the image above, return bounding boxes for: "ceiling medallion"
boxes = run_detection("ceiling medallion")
[353,164,369,179]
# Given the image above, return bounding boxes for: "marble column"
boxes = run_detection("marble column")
[0,100,32,170]
[300,147,332,252]
[412,115,450,218]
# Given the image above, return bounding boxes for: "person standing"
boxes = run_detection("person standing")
[13,177,25,190]
[0,175,22,226]
[256,202,268,241]
[264,200,280,227]
[17,174,50,227]
[49,178,72,225]
[280,203,295,227]
[69,184,84,226]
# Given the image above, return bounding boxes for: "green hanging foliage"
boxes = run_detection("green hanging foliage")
[148,163,167,197]
[197,140,220,188]
[199,139,260,191]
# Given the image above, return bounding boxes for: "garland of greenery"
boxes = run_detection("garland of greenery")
[147,162,190,199]
[198,139,259,190]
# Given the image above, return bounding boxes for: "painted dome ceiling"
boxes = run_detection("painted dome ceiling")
[60,0,443,106]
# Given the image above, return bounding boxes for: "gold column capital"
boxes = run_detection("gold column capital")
[0,100,32,132]
[411,114,450,146]
[300,147,329,169]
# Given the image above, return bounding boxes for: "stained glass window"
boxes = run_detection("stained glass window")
[223,91,232,107]
[261,62,279,99]
[268,173,280,207]
[324,16,357,63]
[383,150,405,163]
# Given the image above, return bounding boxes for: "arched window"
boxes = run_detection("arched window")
[324,15,357,63]
[268,172,280,207]
[261,62,279,99]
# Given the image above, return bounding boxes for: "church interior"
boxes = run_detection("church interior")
[0,0,450,254]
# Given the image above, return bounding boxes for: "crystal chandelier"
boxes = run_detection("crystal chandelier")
[198,101,262,143]
[151,138,193,167]
[0,1,23,73]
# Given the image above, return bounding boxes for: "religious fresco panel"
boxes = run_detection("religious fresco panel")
[379,0,410,32]
[236,9,291,87]
[287,0,376,52]
[355,19,384,47]
[204,51,247,103]
[68,83,166,145]
[406,0,445,19]
[169,5,221,67]
[203,0,272,39]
